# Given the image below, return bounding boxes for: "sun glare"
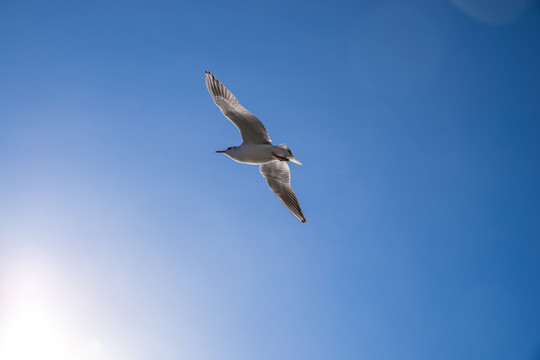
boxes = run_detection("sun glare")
[0,257,104,360]
[1,307,74,360]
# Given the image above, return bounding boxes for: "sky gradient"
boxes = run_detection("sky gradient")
[1,1,539,359]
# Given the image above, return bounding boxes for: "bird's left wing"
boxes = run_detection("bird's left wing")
[260,161,306,223]
[205,71,272,145]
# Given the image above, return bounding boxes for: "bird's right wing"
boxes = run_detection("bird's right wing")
[205,71,272,145]
[260,161,306,223]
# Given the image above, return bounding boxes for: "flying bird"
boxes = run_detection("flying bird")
[205,71,306,223]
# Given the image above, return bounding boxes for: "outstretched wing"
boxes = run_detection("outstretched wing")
[260,161,306,223]
[205,71,272,145]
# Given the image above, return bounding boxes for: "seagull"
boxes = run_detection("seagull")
[205,71,306,223]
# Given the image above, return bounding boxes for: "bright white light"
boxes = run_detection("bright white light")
[0,257,104,360]
[1,307,73,360]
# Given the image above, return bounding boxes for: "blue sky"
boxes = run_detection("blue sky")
[1,0,539,359]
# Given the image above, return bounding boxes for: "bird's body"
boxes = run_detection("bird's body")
[218,143,301,165]
[205,71,306,223]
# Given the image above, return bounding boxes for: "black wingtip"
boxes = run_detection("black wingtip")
[301,217,307,223]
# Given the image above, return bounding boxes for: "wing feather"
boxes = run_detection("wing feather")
[205,71,272,144]
[260,161,306,223]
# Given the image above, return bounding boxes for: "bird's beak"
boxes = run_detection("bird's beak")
[289,158,302,165]
[216,150,226,153]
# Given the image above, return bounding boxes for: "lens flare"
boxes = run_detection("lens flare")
[0,256,104,360]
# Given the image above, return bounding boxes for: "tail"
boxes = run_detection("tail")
[277,144,302,165]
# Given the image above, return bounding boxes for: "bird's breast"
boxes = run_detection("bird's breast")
[230,144,276,164]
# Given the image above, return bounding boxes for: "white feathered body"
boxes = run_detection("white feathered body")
[224,144,301,165]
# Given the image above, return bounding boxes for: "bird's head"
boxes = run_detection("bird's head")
[216,146,237,155]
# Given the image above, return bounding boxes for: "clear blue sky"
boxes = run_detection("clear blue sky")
[0,0,539,359]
